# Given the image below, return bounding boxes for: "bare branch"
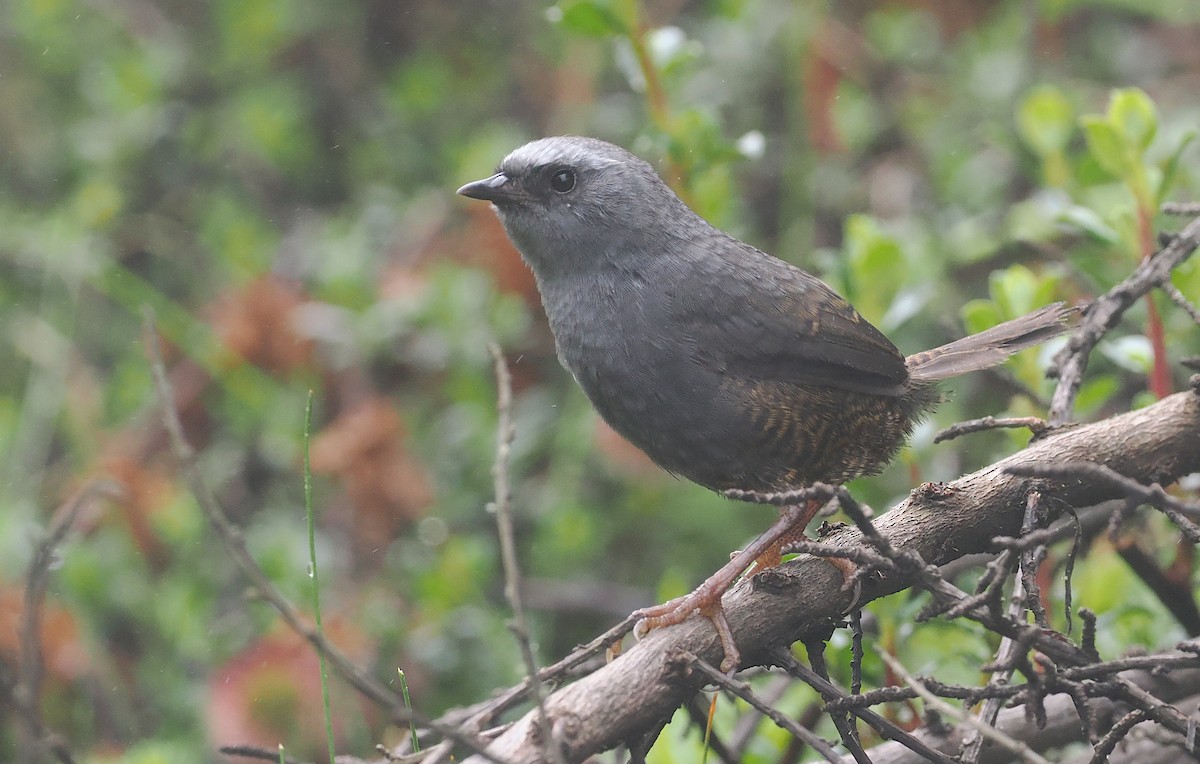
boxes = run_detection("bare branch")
[487,344,565,764]
[679,653,843,763]
[934,416,1049,444]
[878,649,1054,764]
[1163,202,1200,215]
[143,311,399,710]
[771,648,956,764]
[803,636,869,763]
[1162,282,1200,324]
[13,480,121,764]
[960,496,1038,764]
[1006,460,1200,541]
[1048,212,1200,425]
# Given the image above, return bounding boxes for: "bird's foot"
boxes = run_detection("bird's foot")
[828,556,864,612]
[633,589,741,672]
[782,538,864,613]
[631,499,826,673]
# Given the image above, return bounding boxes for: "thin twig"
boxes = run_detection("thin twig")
[487,343,564,764]
[303,392,337,764]
[849,610,864,697]
[930,550,1016,622]
[681,695,737,764]
[142,310,512,764]
[804,637,868,763]
[438,615,635,730]
[143,311,399,709]
[1019,492,1049,629]
[770,648,958,764]
[877,649,1054,764]
[934,416,1049,444]
[1108,670,1199,741]
[722,483,842,507]
[960,508,1034,764]
[1006,461,1200,540]
[726,674,795,756]
[1080,609,1100,663]
[16,480,119,764]
[680,653,843,763]
[1162,282,1200,324]
[830,641,1200,712]
[1163,202,1200,215]
[1048,211,1200,425]
[216,744,309,764]
[918,573,1086,668]
[1088,709,1151,764]
[1061,506,1083,635]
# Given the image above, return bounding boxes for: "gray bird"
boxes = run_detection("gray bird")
[458,136,1071,669]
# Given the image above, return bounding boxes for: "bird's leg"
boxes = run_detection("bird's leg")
[632,499,824,672]
[777,518,864,613]
[744,505,821,572]
[779,535,859,582]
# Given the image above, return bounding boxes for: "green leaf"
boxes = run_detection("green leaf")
[1100,335,1153,374]
[841,214,908,325]
[1058,205,1121,244]
[1108,87,1158,153]
[1081,117,1130,178]
[552,0,628,37]
[960,298,1002,336]
[1157,128,1197,205]
[1074,549,1131,615]
[1017,85,1074,156]
[1074,375,1121,415]
[987,264,1045,318]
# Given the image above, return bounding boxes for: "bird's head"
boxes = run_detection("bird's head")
[457,136,694,279]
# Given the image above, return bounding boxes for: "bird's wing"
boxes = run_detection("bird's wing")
[672,237,910,397]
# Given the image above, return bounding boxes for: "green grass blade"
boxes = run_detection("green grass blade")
[305,391,337,764]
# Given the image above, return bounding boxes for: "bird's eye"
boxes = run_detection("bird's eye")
[549,168,576,193]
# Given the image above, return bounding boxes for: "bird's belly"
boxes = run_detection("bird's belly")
[544,283,917,494]
[567,345,915,493]
[548,300,728,483]
[572,352,730,482]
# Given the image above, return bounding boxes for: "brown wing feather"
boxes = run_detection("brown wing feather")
[676,235,910,397]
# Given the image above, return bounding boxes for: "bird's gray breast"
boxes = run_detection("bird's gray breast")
[537,265,723,479]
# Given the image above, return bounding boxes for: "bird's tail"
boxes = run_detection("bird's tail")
[906,302,1075,383]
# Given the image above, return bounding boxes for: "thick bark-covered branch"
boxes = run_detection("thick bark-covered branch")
[464,388,1200,764]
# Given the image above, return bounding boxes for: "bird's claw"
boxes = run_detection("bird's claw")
[632,594,741,673]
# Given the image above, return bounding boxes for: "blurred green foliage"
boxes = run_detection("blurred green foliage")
[1,0,1198,760]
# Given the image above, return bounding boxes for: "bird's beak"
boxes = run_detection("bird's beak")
[457,173,516,202]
